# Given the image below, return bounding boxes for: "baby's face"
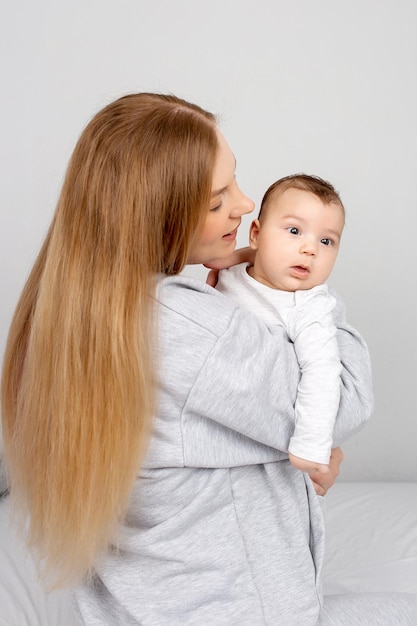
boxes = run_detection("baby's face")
[249,188,344,291]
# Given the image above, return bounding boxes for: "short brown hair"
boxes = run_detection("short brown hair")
[259,173,344,219]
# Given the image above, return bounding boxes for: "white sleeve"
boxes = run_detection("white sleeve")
[286,285,341,464]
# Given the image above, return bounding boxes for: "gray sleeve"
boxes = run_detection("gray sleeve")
[331,292,374,445]
[182,298,373,465]
[182,308,300,464]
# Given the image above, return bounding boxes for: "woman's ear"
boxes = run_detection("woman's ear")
[249,219,261,250]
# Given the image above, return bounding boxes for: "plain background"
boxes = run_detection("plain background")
[0,0,416,481]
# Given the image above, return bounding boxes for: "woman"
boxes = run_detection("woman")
[2,93,374,624]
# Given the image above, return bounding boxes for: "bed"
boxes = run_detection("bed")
[323,482,417,598]
[0,482,416,625]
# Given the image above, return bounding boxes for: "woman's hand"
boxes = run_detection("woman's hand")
[308,447,343,496]
[205,247,255,287]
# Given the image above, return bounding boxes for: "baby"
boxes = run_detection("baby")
[217,174,345,474]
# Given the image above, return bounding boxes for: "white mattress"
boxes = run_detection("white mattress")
[0,482,416,625]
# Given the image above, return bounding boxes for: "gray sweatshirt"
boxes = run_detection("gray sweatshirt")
[74,275,373,625]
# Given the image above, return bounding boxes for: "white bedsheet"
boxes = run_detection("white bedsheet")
[322,482,417,596]
[0,482,416,625]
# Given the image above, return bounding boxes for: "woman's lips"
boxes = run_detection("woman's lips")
[222,228,238,241]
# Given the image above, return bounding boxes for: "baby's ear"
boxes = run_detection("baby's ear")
[249,219,261,250]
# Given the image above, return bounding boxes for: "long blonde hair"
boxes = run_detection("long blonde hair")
[1,93,217,586]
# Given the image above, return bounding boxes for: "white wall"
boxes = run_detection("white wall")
[1,0,416,480]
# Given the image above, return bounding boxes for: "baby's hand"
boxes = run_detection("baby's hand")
[206,269,219,287]
[309,447,343,496]
[205,247,255,287]
[288,452,330,476]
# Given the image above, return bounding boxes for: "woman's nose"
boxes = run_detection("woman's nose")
[231,183,255,217]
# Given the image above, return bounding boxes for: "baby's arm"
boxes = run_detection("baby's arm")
[285,285,342,470]
[288,452,331,474]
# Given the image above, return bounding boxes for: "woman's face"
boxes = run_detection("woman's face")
[187,130,254,265]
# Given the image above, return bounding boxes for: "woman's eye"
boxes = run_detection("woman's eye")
[210,202,222,212]
[288,227,300,235]
[321,238,332,246]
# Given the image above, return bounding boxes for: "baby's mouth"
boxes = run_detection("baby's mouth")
[291,265,310,277]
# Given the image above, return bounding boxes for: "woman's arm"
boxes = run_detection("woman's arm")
[181,306,372,466]
[156,278,373,468]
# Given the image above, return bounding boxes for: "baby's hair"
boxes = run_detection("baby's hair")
[259,174,344,219]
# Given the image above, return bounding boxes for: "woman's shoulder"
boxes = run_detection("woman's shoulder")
[156,274,240,337]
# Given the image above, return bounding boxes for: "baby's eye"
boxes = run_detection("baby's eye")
[321,238,332,246]
[288,227,300,235]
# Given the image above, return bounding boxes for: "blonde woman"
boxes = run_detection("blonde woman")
[1,94,405,624]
